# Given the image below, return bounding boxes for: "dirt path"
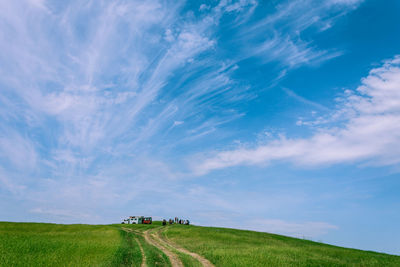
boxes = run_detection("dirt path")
[122,228,146,267]
[156,228,214,267]
[122,226,213,267]
[136,236,146,267]
[143,228,183,267]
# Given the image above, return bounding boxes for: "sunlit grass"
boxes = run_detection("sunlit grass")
[2,221,399,266]
[0,222,122,266]
[117,223,171,266]
[113,229,143,266]
[164,225,400,267]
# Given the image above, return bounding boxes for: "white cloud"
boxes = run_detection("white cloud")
[26,0,49,11]
[0,131,37,171]
[282,87,329,111]
[329,0,364,6]
[193,56,400,175]
[173,121,184,126]
[0,1,373,235]
[254,33,343,68]
[237,0,361,69]
[0,0,256,221]
[199,4,210,11]
[0,167,26,195]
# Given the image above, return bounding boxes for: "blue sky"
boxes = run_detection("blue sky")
[0,0,399,255]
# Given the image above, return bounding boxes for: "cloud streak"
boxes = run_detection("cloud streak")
[194,56,400,174]
[231,0,362,69]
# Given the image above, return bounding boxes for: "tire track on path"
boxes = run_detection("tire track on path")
[144,228,183,267]
[157,228,214,267]
[122,228,146,267]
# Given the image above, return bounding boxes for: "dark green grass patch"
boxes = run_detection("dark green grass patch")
[111,229,142,267]
[164,224,400,267]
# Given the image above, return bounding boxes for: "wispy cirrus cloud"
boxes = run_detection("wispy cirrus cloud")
[0,0,363,180]
[193,56,400,175]
[0,0,367,238]
[231,0,363,70]
[282,87,330,111]
[0,0,260,220]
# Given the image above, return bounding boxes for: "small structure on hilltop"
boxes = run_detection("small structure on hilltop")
[121,216,152,224]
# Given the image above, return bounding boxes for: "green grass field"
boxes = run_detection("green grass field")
[164,225,400,266]
[0,221,399,266]
[0,222,122,266]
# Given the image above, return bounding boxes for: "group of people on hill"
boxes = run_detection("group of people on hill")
[162,217,190,226]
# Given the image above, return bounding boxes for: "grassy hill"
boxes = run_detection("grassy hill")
[0,221,398,266]
[164,225,399,266]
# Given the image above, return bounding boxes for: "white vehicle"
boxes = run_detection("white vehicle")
[129,216,143,224]
[121,216,144,224]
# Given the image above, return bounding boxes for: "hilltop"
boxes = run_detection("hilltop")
[0,221,398,266]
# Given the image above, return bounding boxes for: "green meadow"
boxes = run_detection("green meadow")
[164,225,400,266]
[0,222,124,266]
[1,221,399,266]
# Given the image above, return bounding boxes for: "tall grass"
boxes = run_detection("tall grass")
[111,229,142,266]
[0,222,122,266]
[120,223,171,266]
[164,225,400,267]
[135,231,171,266]
[3,221,398,266]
